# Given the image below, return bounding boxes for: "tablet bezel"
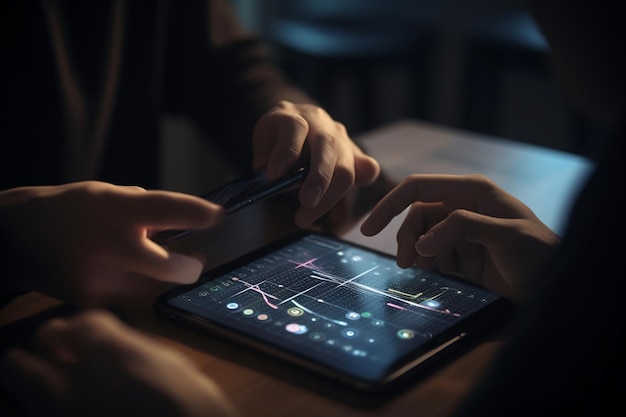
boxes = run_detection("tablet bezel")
[154,231,514,392]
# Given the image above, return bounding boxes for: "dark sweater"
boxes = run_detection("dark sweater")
[0,0,310,190]
[0,0,312,305]
[452,125,625,416]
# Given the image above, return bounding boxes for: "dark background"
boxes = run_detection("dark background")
[163,0,598,194]
[233,0,596,155]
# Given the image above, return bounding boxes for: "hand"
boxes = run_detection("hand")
[0,181,224,307]
[360,174,561,304]
[252,100,380,228]
[0,310,238,417]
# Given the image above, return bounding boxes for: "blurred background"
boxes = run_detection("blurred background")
[163,0,600,194]
[232,0,597,155]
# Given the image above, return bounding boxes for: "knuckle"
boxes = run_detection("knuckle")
[284,145,301,162]
[448,208,478,227]
[334,164,356,187]
[313,131,340,148]
[72,310,117,335]
[311,166,333,184]
[291,114,309,131]
[271,100,292,112]
[334,121,348,136]
[466,174,496,191]
[403,174,421,186]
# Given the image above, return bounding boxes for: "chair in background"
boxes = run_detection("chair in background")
[263,0,435,135]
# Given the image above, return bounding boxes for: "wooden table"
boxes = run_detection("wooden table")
[0,119,593,417]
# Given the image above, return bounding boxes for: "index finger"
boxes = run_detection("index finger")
[360,174,506,236]
[118,189,226,231]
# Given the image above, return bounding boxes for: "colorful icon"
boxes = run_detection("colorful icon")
[397,329,415,339]
[352,349,367,357]
[345,311,360,320]
[285,323,308,334]
[423,299,441,309]
[287,307,304,317]
[309,332,325,341]
[342,329,358,338]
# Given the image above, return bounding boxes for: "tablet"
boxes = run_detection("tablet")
[154,231,513,392]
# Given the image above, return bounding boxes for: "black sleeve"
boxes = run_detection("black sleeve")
[0,226,29,309]
[450,129,625,416]
[162,0,314,171]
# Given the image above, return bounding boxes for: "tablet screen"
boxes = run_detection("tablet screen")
[156,232,510,390]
